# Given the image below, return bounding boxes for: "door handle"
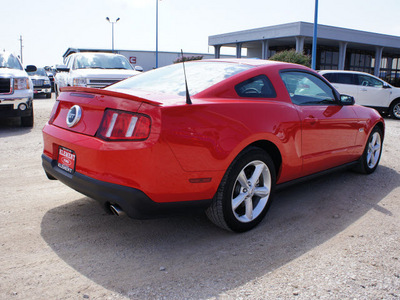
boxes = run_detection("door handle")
[360,88,367,92]
[304,116,318,125]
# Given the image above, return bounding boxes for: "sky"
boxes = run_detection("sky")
[2,0,400,67]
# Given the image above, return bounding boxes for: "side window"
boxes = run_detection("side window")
[322,73,337,82]
[281,71,337,106]
[335,73,355,85]
[357,74,383,88]
[235,75,276,98]
[323,73,355,85]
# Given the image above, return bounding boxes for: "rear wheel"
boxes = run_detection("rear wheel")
[355,126,383,174]
[390,100,400,120]
[206,147,276,232]
[46,93,52,99]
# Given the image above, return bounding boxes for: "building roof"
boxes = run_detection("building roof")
[209,22,400,54]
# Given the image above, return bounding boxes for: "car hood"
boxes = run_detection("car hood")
[0,68,29,78]
[71,68,141,78]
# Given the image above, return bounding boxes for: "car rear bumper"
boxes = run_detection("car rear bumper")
[42,154,211,219]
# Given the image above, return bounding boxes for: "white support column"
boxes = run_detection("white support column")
[214,45,221,59]
[338,42,347,70]
[236,43,242,58]
[262,40,270,59]
[374,46,384,77]
[295,36,305,53]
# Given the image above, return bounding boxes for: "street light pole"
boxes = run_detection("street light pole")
[156,0,159,68]
[106,17,120,53]
[311,0,318,70]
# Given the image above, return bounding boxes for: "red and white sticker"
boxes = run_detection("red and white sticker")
[57,147,76,173]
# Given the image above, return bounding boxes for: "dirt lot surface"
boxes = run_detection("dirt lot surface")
[1,94,399,300]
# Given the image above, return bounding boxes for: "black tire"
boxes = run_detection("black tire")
[355,126,383,174]
[390,100,400,120]
[46,93,52,99]
[55,84,59,98]
[21,111,34,128]
[206,147,276,232]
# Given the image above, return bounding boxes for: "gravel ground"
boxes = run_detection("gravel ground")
[0,94,399,300]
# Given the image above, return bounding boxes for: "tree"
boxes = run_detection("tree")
[269,49,311,67]
[173,55,203,64]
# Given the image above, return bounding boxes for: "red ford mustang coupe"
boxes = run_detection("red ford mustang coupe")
[42,59,384,232]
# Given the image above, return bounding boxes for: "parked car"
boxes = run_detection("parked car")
[0,52,36,127]
[319,70,400,119]
[42,59,384,232]
[54,52,141,97]
[27,67,52,98]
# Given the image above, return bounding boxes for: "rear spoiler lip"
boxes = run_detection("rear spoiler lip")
[60,86,162,106]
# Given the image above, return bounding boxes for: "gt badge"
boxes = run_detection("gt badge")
[66,105,82,128]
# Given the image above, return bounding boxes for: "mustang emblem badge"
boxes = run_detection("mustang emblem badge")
[66,105,82,128]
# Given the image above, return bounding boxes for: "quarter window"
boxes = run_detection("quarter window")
[235,75,276,98]
[281,71,337,105]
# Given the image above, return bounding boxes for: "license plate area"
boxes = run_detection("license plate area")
[57,147,76,174]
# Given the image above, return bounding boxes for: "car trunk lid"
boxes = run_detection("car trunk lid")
[51,87,162,136]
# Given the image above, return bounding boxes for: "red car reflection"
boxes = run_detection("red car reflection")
[42,59,384,232]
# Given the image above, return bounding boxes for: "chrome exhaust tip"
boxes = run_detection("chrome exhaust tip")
[109,204,126,217]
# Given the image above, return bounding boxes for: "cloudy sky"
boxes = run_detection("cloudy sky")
[2,0,400,67]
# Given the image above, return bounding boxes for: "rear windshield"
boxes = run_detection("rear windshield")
[109,61,254,96]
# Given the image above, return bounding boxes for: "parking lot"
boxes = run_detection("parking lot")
[0,94,399,299]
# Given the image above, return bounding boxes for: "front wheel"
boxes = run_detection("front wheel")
[355,126,383,174]
[206,147,276,232]
[390,100,400,120]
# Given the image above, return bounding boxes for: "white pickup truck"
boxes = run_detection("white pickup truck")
[0,52,36,127]
[55,52,141,97]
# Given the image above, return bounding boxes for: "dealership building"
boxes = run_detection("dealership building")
[209,21,400,85]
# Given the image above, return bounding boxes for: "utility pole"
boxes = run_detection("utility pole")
[311,0,318,70]
[156,0,159,68]
[19,35,23,63]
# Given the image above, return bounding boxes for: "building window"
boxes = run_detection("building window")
[379,55,400,86]
[346,50,374,74]
[319,48,339,70]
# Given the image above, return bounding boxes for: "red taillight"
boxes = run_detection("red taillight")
[97,109,151,141]
[48,101,60,124]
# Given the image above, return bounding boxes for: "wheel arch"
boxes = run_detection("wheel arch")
[389,97,400,108]
[242,140,282,179]
[374,121,385,140]
[389,98,400,119]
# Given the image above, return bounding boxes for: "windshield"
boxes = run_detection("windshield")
[109,61,254,96]
[28,68,47,76]
[0,53,23,70]
[73,53,133,70]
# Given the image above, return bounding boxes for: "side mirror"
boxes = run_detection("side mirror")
[25,65,37,72]
[340,94,355,105]
[56,64,70,72]
[383,82,391,89]
[134,66,144,72]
